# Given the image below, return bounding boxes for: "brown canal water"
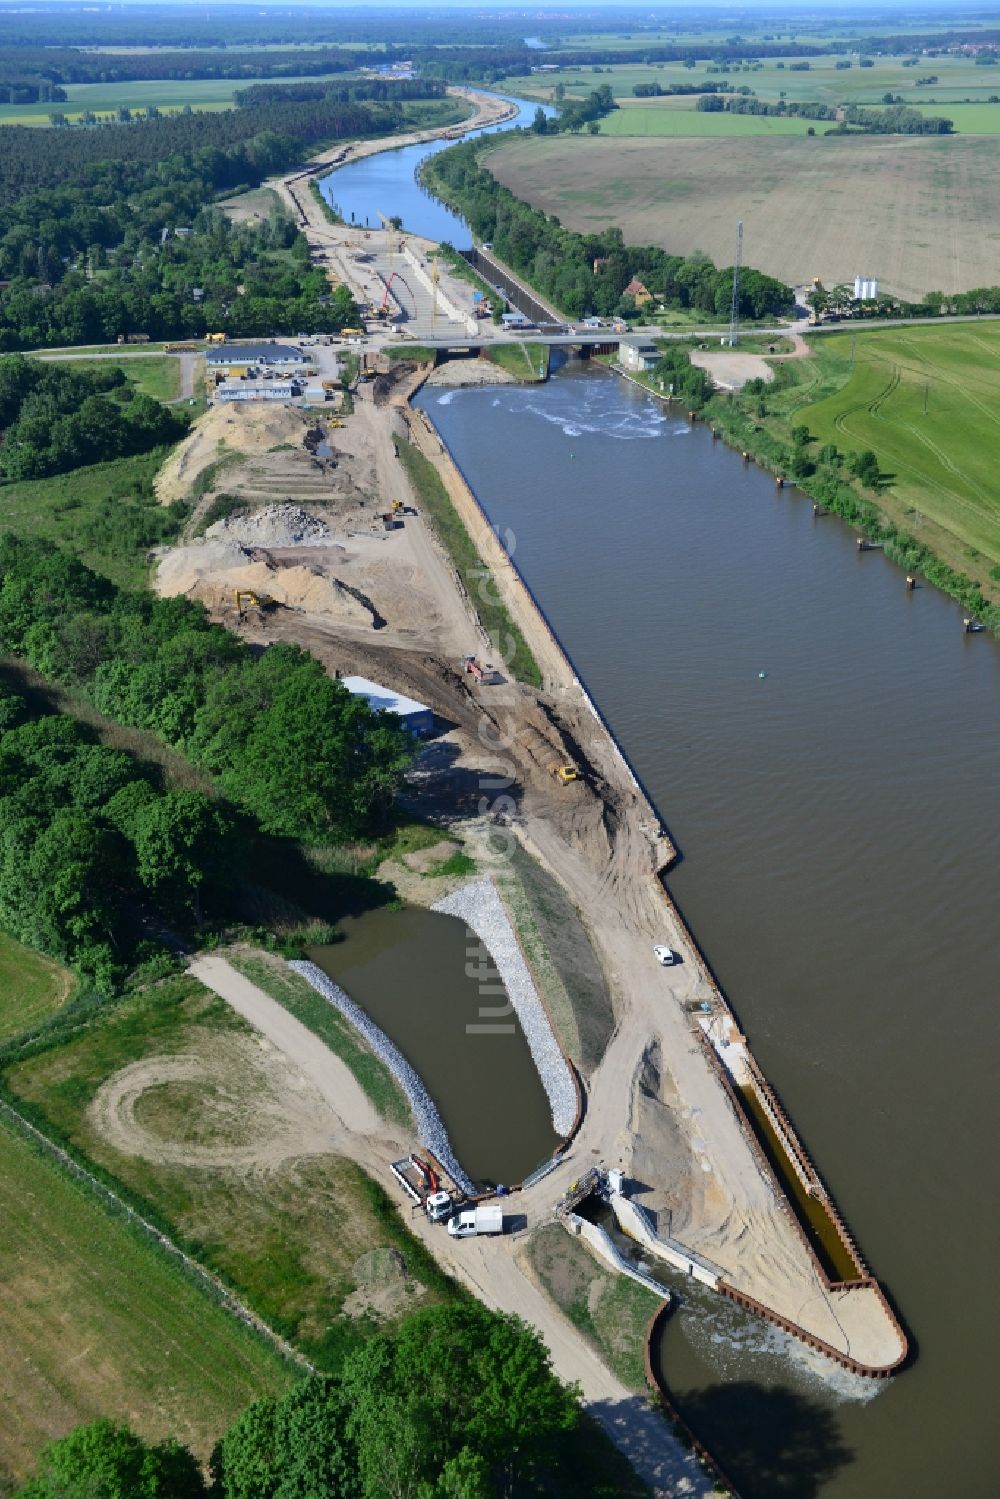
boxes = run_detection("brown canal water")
[309,906,558,1187]
[415,362,1000,1499]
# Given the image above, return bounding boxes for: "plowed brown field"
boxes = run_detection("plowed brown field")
[486,132,1000,301]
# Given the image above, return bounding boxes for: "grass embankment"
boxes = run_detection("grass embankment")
[385,344,435,363]
[0,447,187,589]
[528,1222,662,1394]
[0,1111,291,1487]
[4,974,461,1374]
[0,932,75,1043]
[487,341,549,381]
[393,437,542,686]
[706,325,1000,619]
[223,949,411,1129]
[499,844,613,1078]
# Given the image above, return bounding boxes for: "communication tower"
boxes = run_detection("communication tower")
[727,221,743,348]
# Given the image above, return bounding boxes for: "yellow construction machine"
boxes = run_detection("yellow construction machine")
[234,589,276,619]
[553,764,578,786]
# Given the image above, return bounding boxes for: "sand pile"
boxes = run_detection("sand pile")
[155,402,316,504]
[155,537,376,625]
[207,505,333,549]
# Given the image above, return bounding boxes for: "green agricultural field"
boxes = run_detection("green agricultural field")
[597,105,817,137]
[503,52,1000,111]
[914,102,1000,133]
[796,325,1000,572]
[0,1113,291,1488]
[0,74,328,125]
[0,933,75,1042]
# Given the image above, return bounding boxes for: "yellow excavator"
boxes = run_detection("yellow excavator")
[234,589,276,619]
[553,764,578,786]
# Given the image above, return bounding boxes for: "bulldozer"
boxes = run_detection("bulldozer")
[553,764,578,786]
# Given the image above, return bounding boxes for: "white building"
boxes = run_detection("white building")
[619,337,660,373]
[205,341,307,369]
[340,675,434,737]
[216,380,298,402]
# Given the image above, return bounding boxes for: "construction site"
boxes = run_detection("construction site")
[139,88,914,1496]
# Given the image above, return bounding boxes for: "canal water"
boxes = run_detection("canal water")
[309,906,558,1187]
[319,91,552,246]
[415,365,1000,1499]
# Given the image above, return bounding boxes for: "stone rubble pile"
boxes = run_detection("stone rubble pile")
[208,504,333,548]
[432,878,577,1137]
[288,959,475,1196]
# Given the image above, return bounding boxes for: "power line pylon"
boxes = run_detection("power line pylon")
[728,221,743,348]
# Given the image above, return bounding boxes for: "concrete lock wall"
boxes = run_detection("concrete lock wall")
[611,1194,722,1290]
[565,1212,670,1300]
[402,245,478,336]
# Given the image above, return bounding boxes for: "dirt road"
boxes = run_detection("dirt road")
[185,959,714,1496]
[189,954,386,1145]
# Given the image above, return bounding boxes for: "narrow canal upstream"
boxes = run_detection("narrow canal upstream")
[320,91,551,245]
[415,365,1000,1499]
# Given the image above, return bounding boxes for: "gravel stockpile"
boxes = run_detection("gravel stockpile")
[208,505,333,548]
[432,879,577,1136]
[287,960,475,1196]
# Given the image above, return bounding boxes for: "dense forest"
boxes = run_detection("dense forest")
[424,138,793,321]
[0,79,456,346]
[0,537,415,988]
[0,206,357,348]
[0,357,187,478]
[16,1303,596,1499]
[0,79,446,202]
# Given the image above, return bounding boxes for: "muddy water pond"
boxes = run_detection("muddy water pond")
[309,905,558,1186]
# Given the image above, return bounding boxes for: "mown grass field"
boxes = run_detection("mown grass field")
[486,132,1000,301]
[796,325,1000,572]
[0,1113,291,1490]
[527,1222,661,1395]
[0,933,75,1043]
[35,354,182,402]
[5,974,459,1373]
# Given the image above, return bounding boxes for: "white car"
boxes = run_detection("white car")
[653,944,677,966]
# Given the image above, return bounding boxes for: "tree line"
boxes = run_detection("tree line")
[423,138,792,321]
[838,104,954,134]
[0,537,415,988]
[530,85,617,135]
[17,1303,591,1499]
[0,357,187,479]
